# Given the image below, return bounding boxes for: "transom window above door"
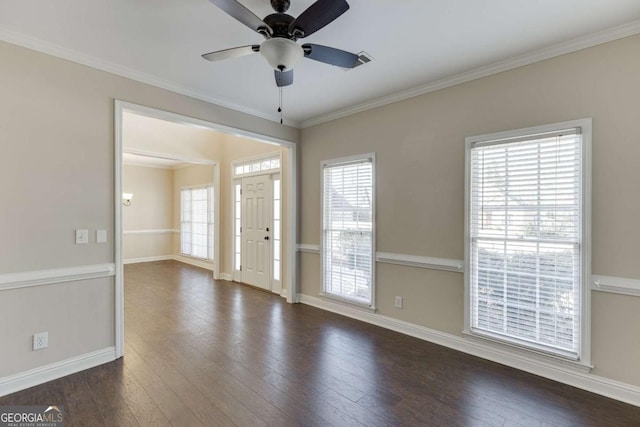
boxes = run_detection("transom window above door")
[234,155,280,176]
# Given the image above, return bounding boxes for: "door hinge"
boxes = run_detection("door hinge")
[240,188,243,195]
[240,226,242,233]
[240,265,242,271]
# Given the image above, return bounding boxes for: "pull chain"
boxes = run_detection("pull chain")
[278,87,283,124]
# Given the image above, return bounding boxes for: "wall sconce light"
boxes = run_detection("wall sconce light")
[122,193,133,206]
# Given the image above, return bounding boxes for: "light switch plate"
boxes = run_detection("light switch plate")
[96,229,107,243]
[75,229,89,244]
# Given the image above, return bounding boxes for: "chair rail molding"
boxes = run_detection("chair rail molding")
[123,229,179,235]
[297,243,464,273]
[592,275,640,297]
[0,264,116,291]
[297,244,320,254]
[376,252,464,273]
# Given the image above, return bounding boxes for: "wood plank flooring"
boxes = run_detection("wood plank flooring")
[1,260,639,426]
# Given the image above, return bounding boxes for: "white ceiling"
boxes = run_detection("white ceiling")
[1,0,639,126]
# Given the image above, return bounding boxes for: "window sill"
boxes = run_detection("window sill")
[462,330,592,374]
[318,293,376,313]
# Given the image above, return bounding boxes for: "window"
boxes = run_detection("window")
[465,120,591,362]
[234,156,280,176]
[234,183,242,271]
[322,154,375,307]
[181,186,214,260]
[273,177,281,282]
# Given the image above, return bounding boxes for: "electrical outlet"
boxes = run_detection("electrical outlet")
[33,332,48,350]
[394,296,403,309]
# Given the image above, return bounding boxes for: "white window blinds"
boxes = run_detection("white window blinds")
[322,156,374,306]
[181,186,214,260]
[469,128,583,358]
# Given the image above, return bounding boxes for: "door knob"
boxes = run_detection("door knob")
[264,236,270,240]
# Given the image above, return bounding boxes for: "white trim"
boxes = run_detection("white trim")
[214,163,221,281]
[123,229,179,235]
[123,256,173,265]
[231,151,283,165]
[173,255,215,271]
[297,244,321,254]
[0,28,296,126]
[318,292,377,313]
[123,149,218,166]
[0,264,115,292]
[300,20,640,128]
[115,101,124,358]
[122,160,175,170]
[298,294,640,407]
[220,273,233,281]
[593,275,640,297]
[376,252,463,273]
[0,347,116,397]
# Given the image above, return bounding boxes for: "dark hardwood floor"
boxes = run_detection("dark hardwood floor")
[2,260,639,426]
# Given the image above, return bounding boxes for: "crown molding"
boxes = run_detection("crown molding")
[3,19,640,130]
[300,19,640,128]
[0,28,301,127]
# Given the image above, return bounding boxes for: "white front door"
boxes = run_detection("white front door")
[241,175,271,290]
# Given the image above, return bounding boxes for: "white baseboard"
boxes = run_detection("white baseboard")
[298,294,640,407]
[219,273,233,281]
[123,255,173,265]
[172,255,215,271]
[0,347,116,397]
[124,255,215,273]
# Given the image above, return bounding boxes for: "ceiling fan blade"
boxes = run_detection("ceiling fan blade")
[275,69,293,87]
[208,0,271,34]
[202,45,260,62]
[302,44,359,68]
[289,0,349,38]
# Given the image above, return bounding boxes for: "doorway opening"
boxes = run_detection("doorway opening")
[114,101,297,358]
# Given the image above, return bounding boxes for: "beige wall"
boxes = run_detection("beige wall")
[0,40,297,379]
[123,165,174,230]
[299,35,640,386]
[122,165,174,260]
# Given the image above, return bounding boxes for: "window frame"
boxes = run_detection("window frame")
[180,184,214,261]
[320,153,376,310]
[464,119,592,367]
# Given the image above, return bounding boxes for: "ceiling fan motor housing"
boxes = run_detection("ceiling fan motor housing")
[263,13,295,38]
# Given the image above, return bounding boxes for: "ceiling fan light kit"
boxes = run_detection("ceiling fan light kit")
[260,38,303,71]
[203,0,365,87]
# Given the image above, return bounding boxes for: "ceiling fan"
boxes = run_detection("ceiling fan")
[202,0,361,87]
